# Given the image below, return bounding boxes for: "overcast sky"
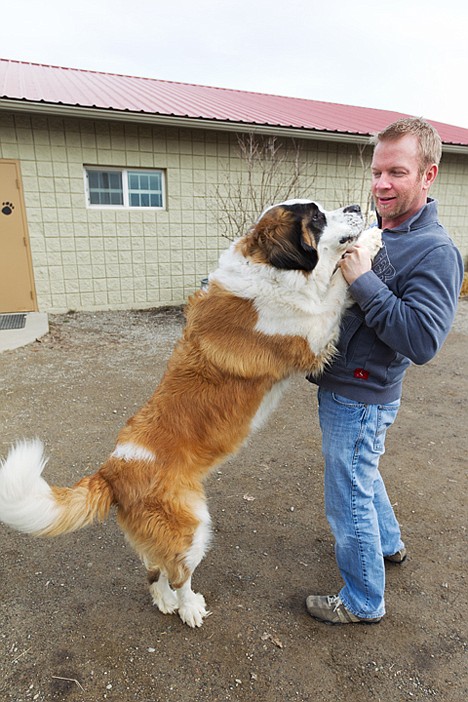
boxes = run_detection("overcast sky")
[1,0,467,129]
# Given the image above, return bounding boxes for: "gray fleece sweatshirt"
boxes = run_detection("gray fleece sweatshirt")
[310,199,464,403]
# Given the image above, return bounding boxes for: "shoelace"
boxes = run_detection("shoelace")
[329,595,344,612]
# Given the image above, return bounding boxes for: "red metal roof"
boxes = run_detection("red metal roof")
[1,58,467,147]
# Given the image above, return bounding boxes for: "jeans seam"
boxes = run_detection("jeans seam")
[350,402,371,612]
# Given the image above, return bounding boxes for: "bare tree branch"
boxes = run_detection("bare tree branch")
[212,133,311,240]
[333,144,375,226]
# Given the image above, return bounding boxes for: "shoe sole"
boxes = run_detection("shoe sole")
[306,609,382,625]
[384,555,407,564]
[309,616,382,625]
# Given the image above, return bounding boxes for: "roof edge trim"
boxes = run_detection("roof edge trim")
[0,99,466,153]
[0,98,373,145]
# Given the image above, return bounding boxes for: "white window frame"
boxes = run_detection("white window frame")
[84,166,166,210]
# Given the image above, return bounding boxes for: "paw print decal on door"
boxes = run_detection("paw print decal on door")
[2,201,14,215]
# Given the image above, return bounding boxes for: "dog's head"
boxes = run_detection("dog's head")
[238,199,364,272]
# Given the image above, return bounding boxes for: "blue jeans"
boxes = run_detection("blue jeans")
[317,388,404,619]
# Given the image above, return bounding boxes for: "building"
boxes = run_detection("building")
[1,58,467,314]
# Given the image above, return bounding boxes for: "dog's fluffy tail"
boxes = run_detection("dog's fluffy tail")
[0,440,113,537]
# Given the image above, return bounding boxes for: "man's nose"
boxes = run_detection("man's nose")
[373,174,391,189]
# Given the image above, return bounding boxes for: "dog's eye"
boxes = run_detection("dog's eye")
[310,211,322,223]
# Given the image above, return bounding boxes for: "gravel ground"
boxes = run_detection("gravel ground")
[0,299,467,702]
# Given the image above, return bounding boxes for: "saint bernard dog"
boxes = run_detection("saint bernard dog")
[0,200,381,627]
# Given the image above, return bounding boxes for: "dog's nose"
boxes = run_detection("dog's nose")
[343,204,361,214]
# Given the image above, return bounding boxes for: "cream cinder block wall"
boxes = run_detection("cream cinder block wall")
[1,113,231,312]
[0,111,466,313]
[432,152,468,263]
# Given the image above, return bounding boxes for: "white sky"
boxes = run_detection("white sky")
[1,0,467,128]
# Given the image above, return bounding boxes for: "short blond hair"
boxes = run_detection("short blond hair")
[371,117,442,175]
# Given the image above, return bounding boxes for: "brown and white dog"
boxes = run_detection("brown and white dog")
[0,200,381,627]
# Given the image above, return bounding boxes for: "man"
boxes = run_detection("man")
[306,117,464,624]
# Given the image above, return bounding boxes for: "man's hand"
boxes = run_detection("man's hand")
[337,243,373,284]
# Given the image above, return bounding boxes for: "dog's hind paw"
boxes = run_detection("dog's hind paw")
[178,592,210,628]
[150,579,179,615]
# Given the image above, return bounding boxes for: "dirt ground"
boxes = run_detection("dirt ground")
[0,301,466,702]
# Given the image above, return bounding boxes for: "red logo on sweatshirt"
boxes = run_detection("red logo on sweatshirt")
[354,368,369,380]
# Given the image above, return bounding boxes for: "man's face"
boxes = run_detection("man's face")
[371,133,436,229]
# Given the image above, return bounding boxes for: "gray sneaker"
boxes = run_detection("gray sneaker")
[384,547,407,563]
[305,595,382,625]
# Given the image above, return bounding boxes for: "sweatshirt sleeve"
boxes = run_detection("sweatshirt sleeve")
[348,244,464,365]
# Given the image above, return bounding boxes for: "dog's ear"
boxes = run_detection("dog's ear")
[298,223,319,262]
[241,207,318,271]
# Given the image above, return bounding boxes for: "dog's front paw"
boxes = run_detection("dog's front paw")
[358,227,382,259]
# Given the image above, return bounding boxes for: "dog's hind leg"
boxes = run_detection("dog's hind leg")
[118,512,180,618]
[147,568,179,615]
[175,577,209,628]
[120,497,212,627]
[148,551,210,627]
[148,558,209,627]
[172,500,212,627]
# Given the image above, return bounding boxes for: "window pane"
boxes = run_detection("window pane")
[88,171,99,188]
[110,172,121,189]
[87,169,123,206]
[127,170,164,208]
[149,174,161,190]
[129,174,139,190]
[111,191,123,205]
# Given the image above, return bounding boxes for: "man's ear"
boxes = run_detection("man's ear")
[423,163,438,190]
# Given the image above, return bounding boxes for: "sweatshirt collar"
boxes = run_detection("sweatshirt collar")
[377,198,439,233]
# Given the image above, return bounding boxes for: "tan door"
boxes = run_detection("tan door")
[0,160,37,312]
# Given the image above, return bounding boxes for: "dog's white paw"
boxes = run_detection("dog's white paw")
[358,227,382,259]
[178,592,210,628]
[150,579,179,615]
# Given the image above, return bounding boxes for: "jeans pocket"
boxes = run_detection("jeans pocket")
[373,401,400,453]
[331,392,365,409]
